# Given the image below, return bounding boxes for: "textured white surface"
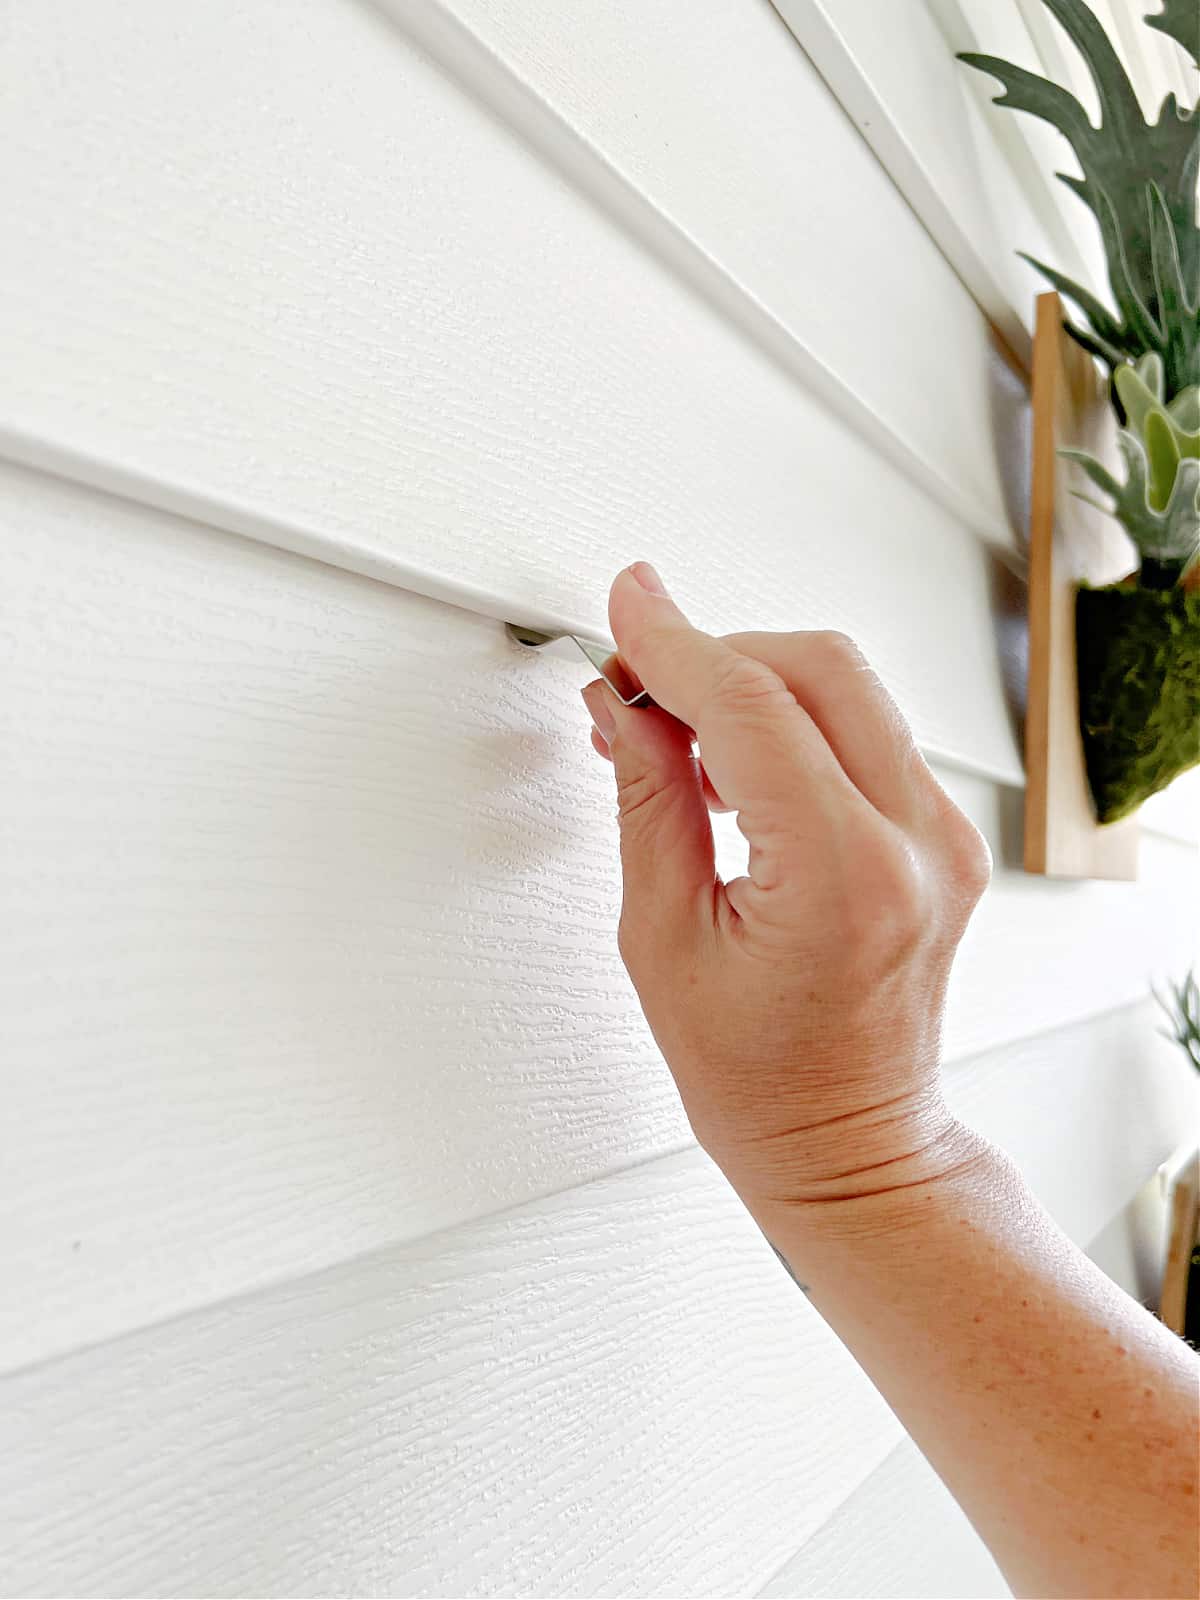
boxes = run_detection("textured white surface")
[1141,767,1200,842]
[392,0,1018,529]
[0,465,685,1372]
[932,0,1111,301]
[4,1,1199,1594]
[944,1002,1199,1250]
[0,1152,902,1600]
[0,1002,1192,1600]
[758,1438,1011,1598]
[767,0,1052,354]
[4,466,1197,1375]
[0,0,1025,620]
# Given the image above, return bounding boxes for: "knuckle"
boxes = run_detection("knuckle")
[843,827,930,957]
[926,786,993,904]
[874,832,929,925]
[948,816,993,901]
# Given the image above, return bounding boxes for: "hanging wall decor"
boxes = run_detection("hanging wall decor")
[961,0,1199,875]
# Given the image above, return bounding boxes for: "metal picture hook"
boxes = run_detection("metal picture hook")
[505,623,653,707]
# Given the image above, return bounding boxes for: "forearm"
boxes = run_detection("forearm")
[755,1125,1200,1600]
[581,579,1197,1596]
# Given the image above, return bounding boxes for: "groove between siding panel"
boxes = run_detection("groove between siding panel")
[0,0,1030,588]
[7,435,1196,846]
[929,0,1110,301]
[757,1437,1011,1599]
[767,0,1036,362]
[0,1150,905,1600]
[0,1002,1193,1597]
[0,0,1033,786]
[369,0,1012,550]
[0,425,1032,789]
[4,462,1198,1376]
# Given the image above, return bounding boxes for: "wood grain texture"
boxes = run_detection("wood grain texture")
[757,1437,1010,1598]
[1024,294,1138,880]
[0,0,1041,778]
[3,464,1197,1373]
[0,1001,1192,1600]
[0,1152,903,1600]
[388,0,1021,534]
[0,464,688,1373]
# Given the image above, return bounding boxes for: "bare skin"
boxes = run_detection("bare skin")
[580,561,1199,1600]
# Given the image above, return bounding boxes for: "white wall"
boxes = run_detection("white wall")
[1,2,1196,1595]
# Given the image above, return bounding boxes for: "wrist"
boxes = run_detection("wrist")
[733,1109,996,1249]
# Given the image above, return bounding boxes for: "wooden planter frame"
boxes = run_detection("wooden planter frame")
[1023,292,1140,881]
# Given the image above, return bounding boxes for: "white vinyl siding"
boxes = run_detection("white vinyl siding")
[2,0,1195,1594]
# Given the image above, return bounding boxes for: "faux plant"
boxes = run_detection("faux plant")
[961,0,1200,824]
[1155,968,1200,1071]
[960,0,1199,393]
[1064,354,1200,589]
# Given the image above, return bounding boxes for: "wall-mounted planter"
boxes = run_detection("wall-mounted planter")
[1076,579,1200,825]
[1025,294,1200,878]
[1024,292,1140,881]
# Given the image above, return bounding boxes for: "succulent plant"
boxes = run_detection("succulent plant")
[1063,358,1200,588]
[1114,353,1200,500]
[960,0,1200,395]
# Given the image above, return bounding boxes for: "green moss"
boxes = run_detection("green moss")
[1075,581,1200,823]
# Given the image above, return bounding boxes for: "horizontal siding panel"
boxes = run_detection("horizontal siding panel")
[934,0,1111,301]
[938,768,1199,1061]
[768,0,1062,350]
[944,1001,1198,1250]
[1,0,1039,791]
[758,1437,1010,1599]
[0,0,1024,547]
[0,1153,903,1600]
[2,465,1196,1372]
[391,0,1019,531]
[1141,769,1200,845]
[0,1002,1193,1599]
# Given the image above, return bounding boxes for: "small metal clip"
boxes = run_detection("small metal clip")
[505,623,652,707]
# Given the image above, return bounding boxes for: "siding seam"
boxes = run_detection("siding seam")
[0,995,1177,1388]
[370,0,1018,550]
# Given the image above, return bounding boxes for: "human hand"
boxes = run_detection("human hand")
[581,563,992,1226]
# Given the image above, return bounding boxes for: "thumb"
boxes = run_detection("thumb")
[581,679,715,954]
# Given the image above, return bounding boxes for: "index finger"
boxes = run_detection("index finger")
[607,564,863,825]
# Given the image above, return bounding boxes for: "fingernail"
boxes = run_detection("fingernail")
[581,681,616,742]
[628,560,669,597]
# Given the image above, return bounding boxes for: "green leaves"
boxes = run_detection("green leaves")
[1154,968,1200,1073]
[959,0,1200,584]
[1145,0,1200,71]
[959,0,1199,394]
[955,51,1093,145]
[1064,429,1200,582]
[1145,411,1181,508]
[1066,362,1199,582]
[1114,357,1200,459]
